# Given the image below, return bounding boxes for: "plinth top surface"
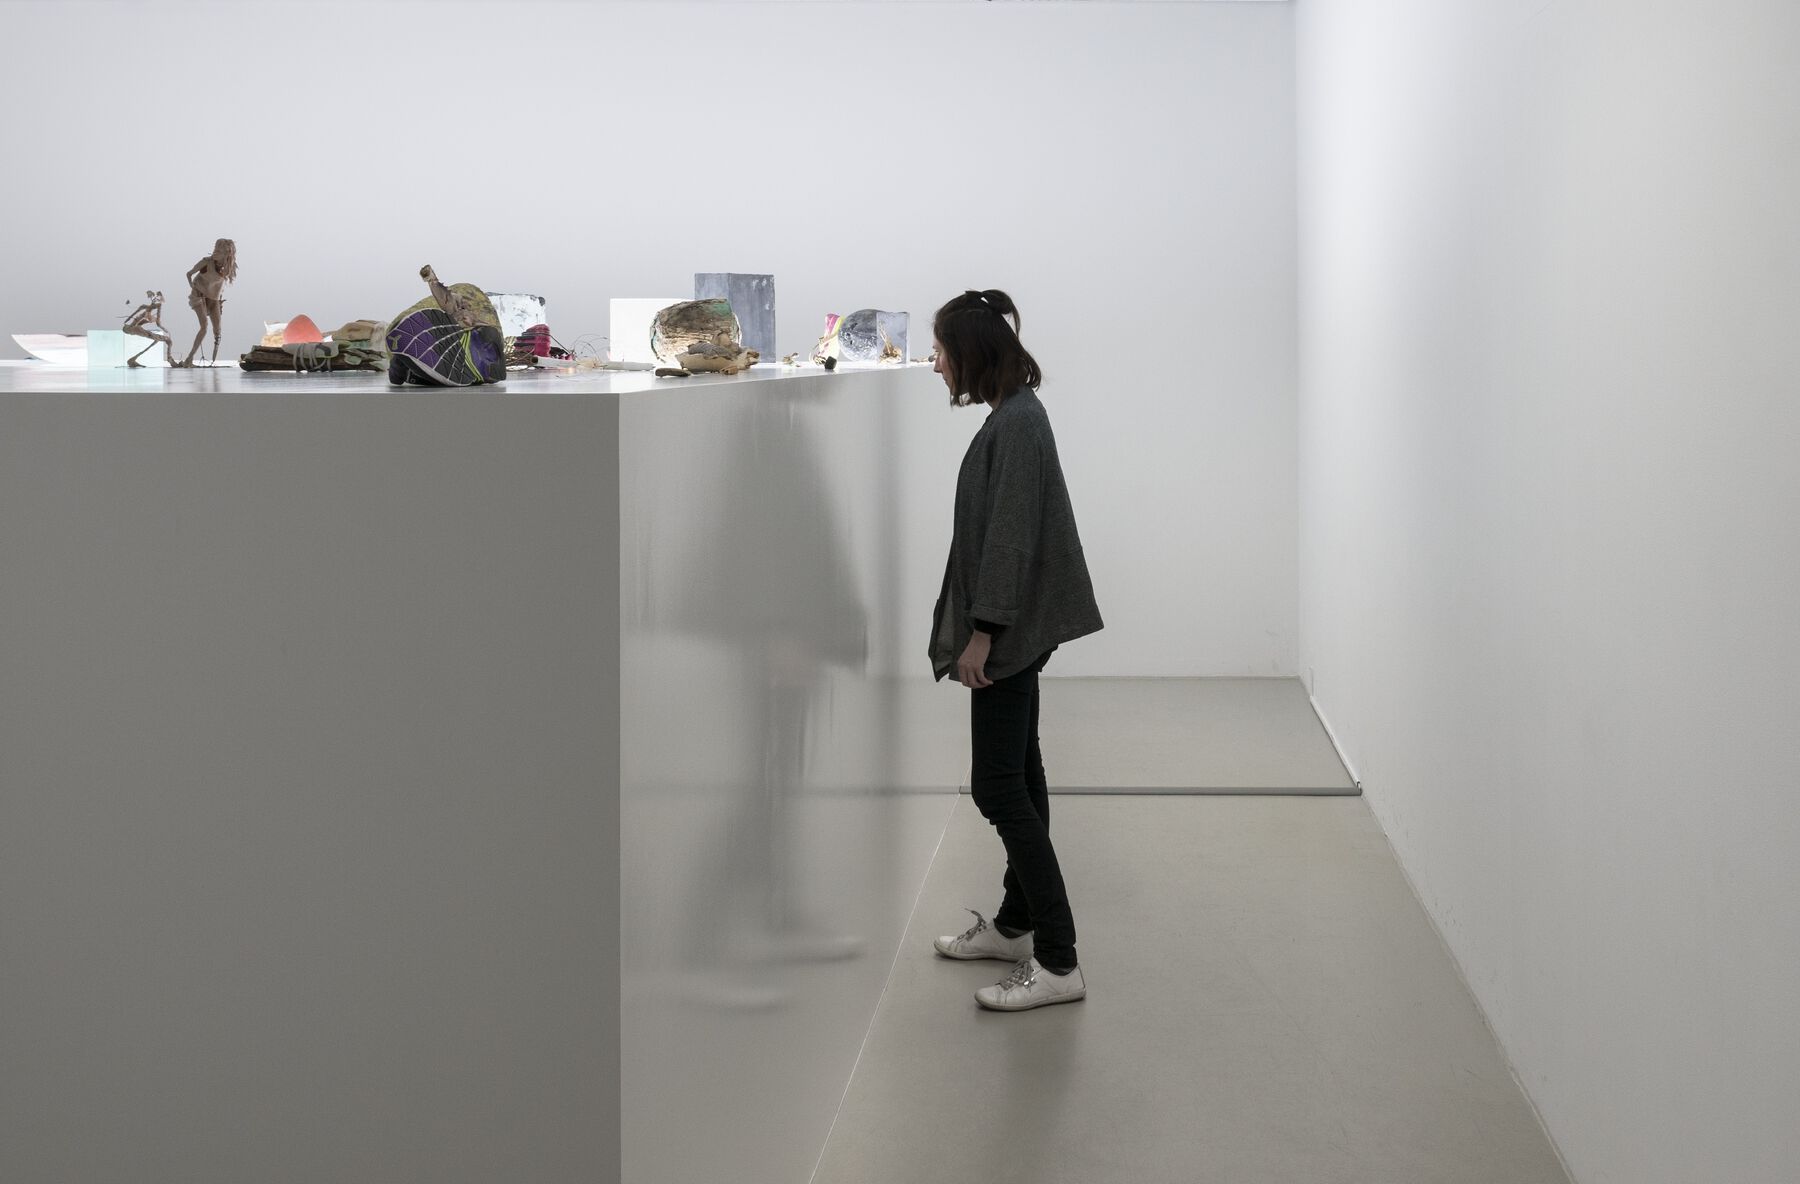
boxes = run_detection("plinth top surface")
[0,359,928,395]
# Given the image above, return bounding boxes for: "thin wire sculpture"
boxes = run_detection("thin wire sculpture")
[121,290,174,368]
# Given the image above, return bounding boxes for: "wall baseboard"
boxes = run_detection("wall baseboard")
[1307,690,1362,791]
[1359,801,1581,1184]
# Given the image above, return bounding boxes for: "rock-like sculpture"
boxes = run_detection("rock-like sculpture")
[176,239,238,367]
[676,332,759,375]
[838,310,909,364]
[694,273,775,359]
[650,298,740,366]
[122,290,174,368]
[385,265,506,387]
[812,309,908,366]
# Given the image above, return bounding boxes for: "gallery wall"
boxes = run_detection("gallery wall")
[1297,2,1800,1181]
[0,0,1299,679]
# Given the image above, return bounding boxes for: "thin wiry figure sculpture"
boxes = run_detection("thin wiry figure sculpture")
[176,238,237,367]
[122,290,174,368]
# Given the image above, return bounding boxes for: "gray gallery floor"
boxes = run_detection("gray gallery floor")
[807,680,1570,1184]
[1028,677,1357,792]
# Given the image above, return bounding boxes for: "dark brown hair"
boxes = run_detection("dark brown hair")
[933,289,1042,408]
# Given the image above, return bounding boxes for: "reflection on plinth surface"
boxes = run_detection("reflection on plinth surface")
[619,367,969,1184]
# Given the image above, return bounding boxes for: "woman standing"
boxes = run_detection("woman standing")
[927,289,1104,1012]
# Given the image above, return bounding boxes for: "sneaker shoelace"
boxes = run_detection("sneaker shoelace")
[956,909,988,943]
[998,958,1037,992]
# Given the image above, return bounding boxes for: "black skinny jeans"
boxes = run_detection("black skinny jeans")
[969,647,1077,971]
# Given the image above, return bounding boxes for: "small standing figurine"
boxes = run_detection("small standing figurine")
[176,238,238,367]
[122,290,174,368]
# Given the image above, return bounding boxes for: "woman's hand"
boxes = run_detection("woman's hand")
[958,631,994,688]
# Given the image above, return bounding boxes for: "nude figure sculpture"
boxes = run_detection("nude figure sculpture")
[122,290,174,368]
[176,238,238,367]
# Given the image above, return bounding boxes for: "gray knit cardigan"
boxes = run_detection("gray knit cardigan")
[930,386,1104,682]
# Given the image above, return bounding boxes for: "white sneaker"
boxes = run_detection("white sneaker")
[933,909,1033,962]
[975,957,1086,1012]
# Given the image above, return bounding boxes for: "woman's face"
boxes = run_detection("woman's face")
[931,338,956,395]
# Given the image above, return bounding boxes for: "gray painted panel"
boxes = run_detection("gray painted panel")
[0,394,621,1184]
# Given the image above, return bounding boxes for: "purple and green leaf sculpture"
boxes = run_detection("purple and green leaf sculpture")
[386,310,506,387]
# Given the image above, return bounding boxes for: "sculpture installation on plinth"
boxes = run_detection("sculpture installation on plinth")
[122,290,174,368]
[385,264,507,387]
[175,238,238,367]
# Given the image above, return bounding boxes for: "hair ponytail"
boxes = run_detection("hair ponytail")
[979,289,1021,331]
[935,288,1040,407]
